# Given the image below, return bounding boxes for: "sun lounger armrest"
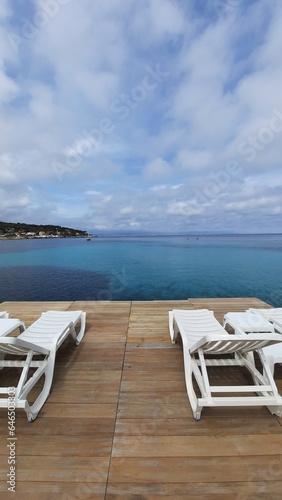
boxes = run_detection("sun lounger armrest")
[189,334,245,353]
[189,333,282,354]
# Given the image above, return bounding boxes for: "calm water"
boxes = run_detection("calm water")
[0,234,282,306]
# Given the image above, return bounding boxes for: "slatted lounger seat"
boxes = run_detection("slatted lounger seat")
[169,309,282,420]
[0,310,86,421]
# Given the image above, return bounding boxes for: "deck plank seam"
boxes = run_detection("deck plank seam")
[104,300,133,499]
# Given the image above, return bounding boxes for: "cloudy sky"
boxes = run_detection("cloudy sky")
[1,0,282,234]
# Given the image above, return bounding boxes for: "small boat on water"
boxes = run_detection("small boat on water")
[86,233,97,241]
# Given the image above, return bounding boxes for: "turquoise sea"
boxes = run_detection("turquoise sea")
[0,234,282,306]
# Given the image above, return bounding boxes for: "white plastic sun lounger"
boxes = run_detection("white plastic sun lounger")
[169,309,282,420]
[248,308,282,332]
[0,310,86,421]
[247,308,282,375]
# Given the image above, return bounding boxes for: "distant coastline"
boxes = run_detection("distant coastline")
[0,235,86,240]
[0,221,87,240]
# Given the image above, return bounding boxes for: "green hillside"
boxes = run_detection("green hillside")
[0,221,87,238]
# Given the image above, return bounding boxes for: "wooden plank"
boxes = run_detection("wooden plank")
[0,482,105,499]
[115,416,281,436]
[39,403,117,419]
[111,434,282,457]
[108,456,282,483]
[116,395,271,419]
[47,389,119,404]
[0,435,112,457]
[188,297,271,323]
[0,456,109,482]
[121,369,184,382]
[127,300,193,342]
[0,417,115,436]
[120,379,186,393]
[106,481,282,499]
[52,368,121,381]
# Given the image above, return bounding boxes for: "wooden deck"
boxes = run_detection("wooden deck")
[0,298,282,499]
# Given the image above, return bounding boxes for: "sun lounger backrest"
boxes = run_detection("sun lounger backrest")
[172,309,226,349]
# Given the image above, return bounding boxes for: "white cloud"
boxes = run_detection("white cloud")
[73,70,119,109]
[0,69,18,103]
[143,158,172,180]
[150,184,167,191]
[0,0,11,20]
[120,206,133,215]
[84,190,101,196]
[129,0,185,49]
[177,150,213,171]
[167,201,204,216]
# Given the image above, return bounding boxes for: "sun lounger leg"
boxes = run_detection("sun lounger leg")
[263,355,275,377]
[58,313,86,346]
[74,312,86,344]
[194,409,202,420]
[183,348,203,420]
[16,350,56,422]
[266,405,282,417]
[169,311,177,343]
[29,355,56,421]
